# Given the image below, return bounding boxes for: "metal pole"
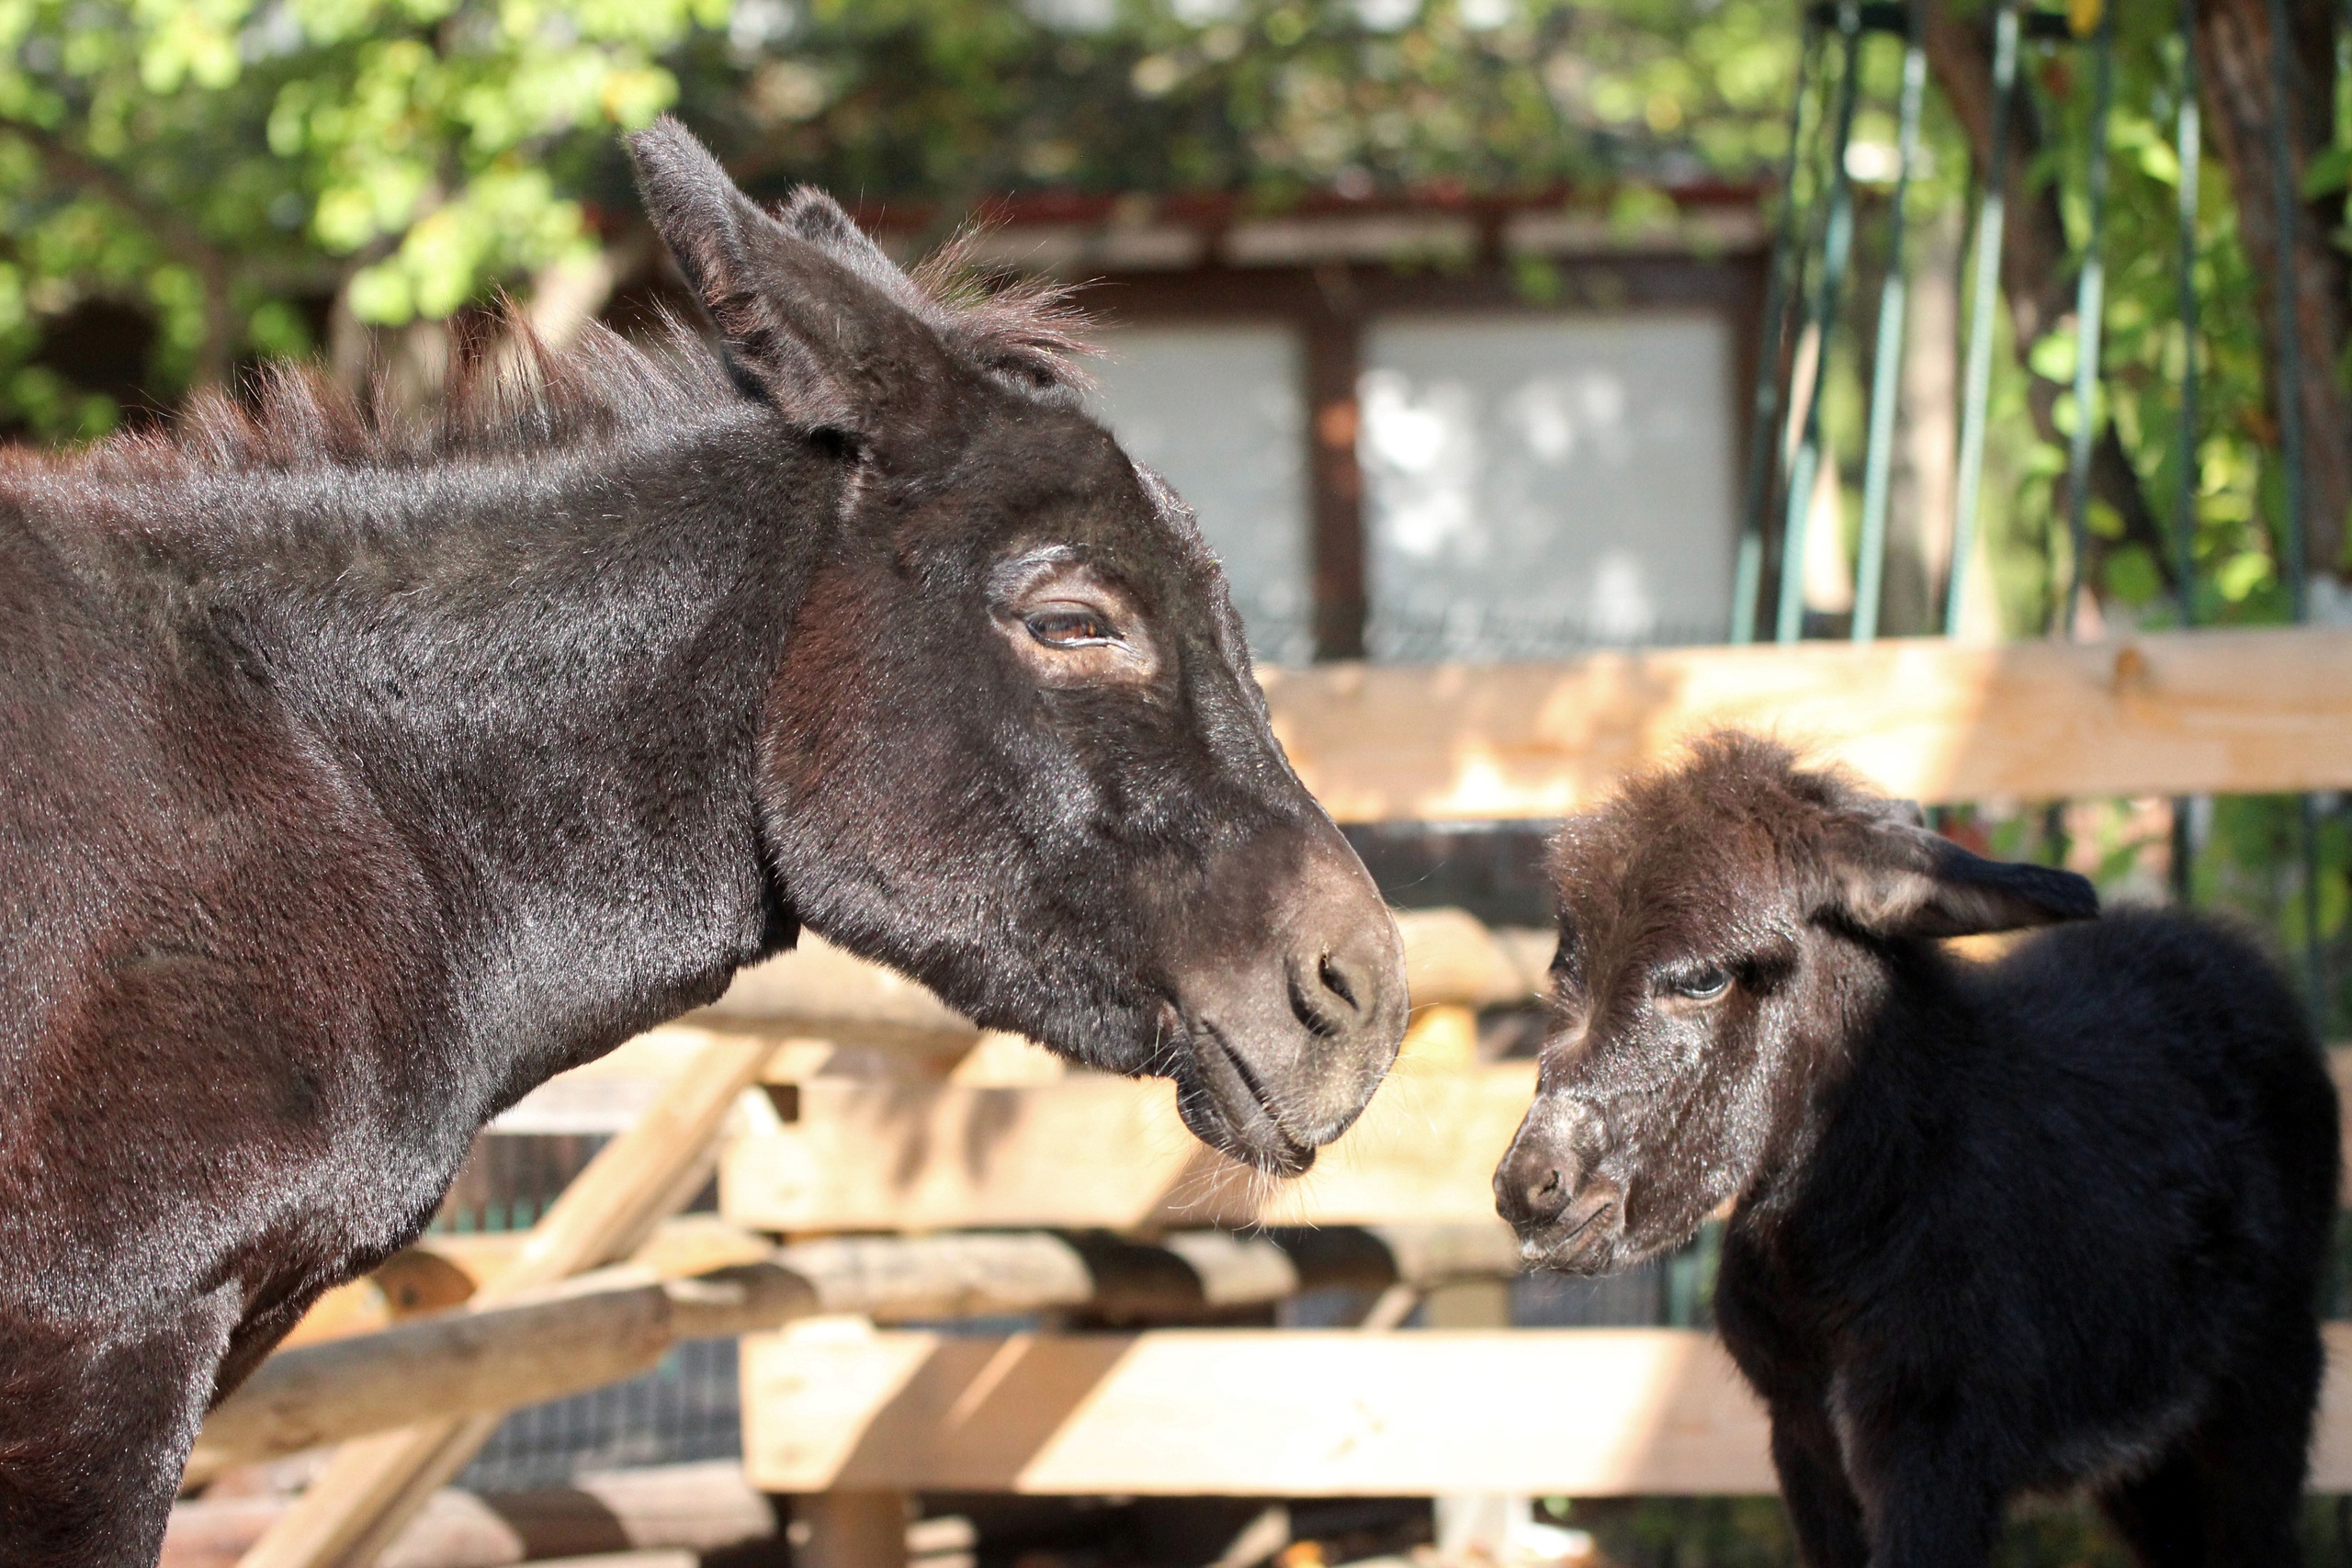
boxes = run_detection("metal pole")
[2170,0,2203,905]
[1946,1,2020,635]
[2172,0,2203,619]
[2061,0,2117,638]
[1853,3,1928,642]
[1732,16,1826,645]
[2262,0,2326,1016]
[2263,0,2311,620]
[1777,3,1866,644]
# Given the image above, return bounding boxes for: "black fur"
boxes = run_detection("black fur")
[0,118,1404,1563]
[1497,733,2337,1567]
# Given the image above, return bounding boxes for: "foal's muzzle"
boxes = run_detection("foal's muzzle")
[1495,1097,1623,1271]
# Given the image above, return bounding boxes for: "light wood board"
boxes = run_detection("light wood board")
[725,1049,2352,1232]
[742,1323,2352,1496]
[1260,626,2352,822]
[718,1062,1537,1233]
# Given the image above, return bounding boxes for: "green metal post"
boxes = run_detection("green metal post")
[2172,0,2203,618]
[1777,3,1866,644]
[1853,3,1928,642]
[2061,1,2118,637]
[1732,17,1826,645]
[1946,1,2020,636]
[2262,0,2326,1015]
[2170,0,2202,904]
[2262,0,2311,620]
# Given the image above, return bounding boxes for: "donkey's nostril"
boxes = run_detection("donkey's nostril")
[1520,1168,1572,1226]
[1317,951,1360,1012]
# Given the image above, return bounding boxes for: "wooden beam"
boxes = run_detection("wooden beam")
[164,1461,775,1568]
[742,1325,1776,1495]
[720,1064,1537,1234]
[795,1492,910,1568]
[189,1264,814,1483]
[726,1046,2352,1235]
[196,1226,1521,1477]
[694,911,1549,1071]
[743,1322,2352,1497]
[692,933,979,1050]
[1260,626,2352,821]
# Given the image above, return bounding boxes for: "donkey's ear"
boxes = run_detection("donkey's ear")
[1821,807,2098,940]
[627,118,945,435]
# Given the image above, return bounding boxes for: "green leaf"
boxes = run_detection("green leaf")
[2303,143,2352,200]
[2102,543,2160,605]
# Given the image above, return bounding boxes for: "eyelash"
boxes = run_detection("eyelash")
[1662,964,1732,1002]
[1026,610,1117,648]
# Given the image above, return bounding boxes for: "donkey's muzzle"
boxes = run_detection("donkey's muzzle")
[1495,1098,1622,1271]
[1164,823,1408,1173]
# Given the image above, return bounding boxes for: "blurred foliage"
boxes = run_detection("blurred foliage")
[0,0,1809,441]
[6,0,2335,626]
[0,0,724,434]
[1784,0,2313,638]
[673,0,1795,208]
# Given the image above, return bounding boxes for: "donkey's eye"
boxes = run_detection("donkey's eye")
[1662,964,1732,1003]
[1025,606,1119,649]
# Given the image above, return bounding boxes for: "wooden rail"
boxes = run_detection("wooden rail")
[1261,626,2352,822]
[739,1323,2352,1495]
[196,1225,1521,1474]
[718,1049,2352,1234]
[164,1461,774,1568]
[719,1064,1539,1233]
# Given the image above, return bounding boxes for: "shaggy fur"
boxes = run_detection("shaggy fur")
[0,118,1404,1563]
[1497,733,2336,1567]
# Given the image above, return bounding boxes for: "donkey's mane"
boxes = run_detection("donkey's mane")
[10,232,1091,483]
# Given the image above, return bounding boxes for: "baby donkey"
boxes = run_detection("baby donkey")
[1496,733,2338,1568]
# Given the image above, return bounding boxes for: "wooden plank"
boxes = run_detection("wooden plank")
[794,1492,910,1568]
[744,1322,2352,1497]
[164,1461,775,1568]
[693,934,978,1049]
[198,1226,1524,1478]
[719,1062,1536,1233]
[741,1325,1777,1495]
[189,1264,815,1483]
[727,1046,2352,1235]
[1260,626,2352,822]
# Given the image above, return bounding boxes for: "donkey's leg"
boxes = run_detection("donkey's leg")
[1841,1418,2006,1568]
[2096,1449,2208,1568]
[0,1287,240,1568]
[2189,1313,2322,1568]
[1767,1400,1869,1568]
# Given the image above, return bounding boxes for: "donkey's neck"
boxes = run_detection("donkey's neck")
[1734,944,1971,1245]
[166,412,836,1110]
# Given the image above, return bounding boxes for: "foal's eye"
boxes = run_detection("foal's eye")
[1025,606,1118,649]
[1662,964,1733,1003]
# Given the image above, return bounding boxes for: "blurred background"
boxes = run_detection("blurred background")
[20,3,2350,1562]
[2,2,2344,997]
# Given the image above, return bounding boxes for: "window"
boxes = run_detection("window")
[1359,312,1737,661]
[1084,324,1314,666]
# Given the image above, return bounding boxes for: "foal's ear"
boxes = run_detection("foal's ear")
[1820,803,2098,940]
[627,117,945,436]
